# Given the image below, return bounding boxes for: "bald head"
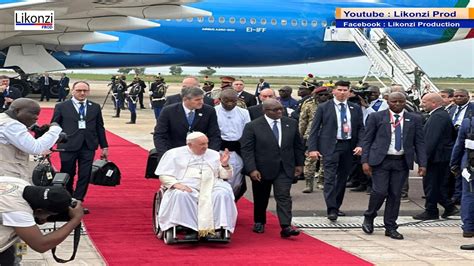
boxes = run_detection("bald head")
[6,98,40,127]
[421,93,443,112]
[262,98,284,120]
[259,88,275,102]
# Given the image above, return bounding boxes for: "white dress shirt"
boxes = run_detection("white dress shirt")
[452,102,469,127]
[264,115,282,147]
[215,105,250,141]
[333,99,352,140]
[71,97,88,117]
[387,109,405,155]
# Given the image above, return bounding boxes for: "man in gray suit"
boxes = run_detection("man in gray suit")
[361,92,427,240]
[307,80,365,221]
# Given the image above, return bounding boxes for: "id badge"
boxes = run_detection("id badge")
[343,123,350,133]
[78,120,86,129]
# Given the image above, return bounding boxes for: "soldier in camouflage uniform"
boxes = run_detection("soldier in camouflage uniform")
[299,86,332,193]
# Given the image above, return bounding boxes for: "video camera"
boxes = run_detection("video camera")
[30,124,68,144]
[45,173,82,222]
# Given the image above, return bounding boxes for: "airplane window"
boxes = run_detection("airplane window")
[208,16,215,23]
[219,17,225,23]
[260,18,267,25]
[176,19,183,22]
[271,19,277,25]
[281,19,287,26]
[250,18,256,25]
[197,17,204,23]
[240,17,246,24]
[321,20,327,27]
[301,20,307,27]
[291,19,297,26]
[311,20,317,27]
[229,17,236,24]
[186,18,193,22]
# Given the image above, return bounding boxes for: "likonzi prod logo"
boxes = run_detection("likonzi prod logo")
[15,10,54,30]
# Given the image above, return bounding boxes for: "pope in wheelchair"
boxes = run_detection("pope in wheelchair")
[153,132,238,244]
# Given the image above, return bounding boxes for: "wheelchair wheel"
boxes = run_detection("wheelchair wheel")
[152,191,162,238]
[163,228,177,245]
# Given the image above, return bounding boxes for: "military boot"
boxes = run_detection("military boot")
[302,178,314,193]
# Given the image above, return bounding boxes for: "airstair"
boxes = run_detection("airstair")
[324,26,439,97]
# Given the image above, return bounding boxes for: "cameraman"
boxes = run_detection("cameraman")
[0,98,62,181]
[0,176,84,265]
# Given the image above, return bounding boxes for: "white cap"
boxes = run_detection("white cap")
[186,131,206,143]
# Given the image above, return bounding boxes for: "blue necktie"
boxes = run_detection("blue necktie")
[187,111,195,126]
[452,106,464,125]
[340,103,347,139]
[394,114,402,151]
[79,102,85,119]
[272,120,279,143]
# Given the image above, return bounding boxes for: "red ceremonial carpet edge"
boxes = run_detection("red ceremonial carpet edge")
[39,108,371,265]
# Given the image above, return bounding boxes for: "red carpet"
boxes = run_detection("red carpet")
[39,108,371,265]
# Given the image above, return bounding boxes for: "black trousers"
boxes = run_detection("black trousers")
[60,148,95,201]
[138,92,145,108]
[40,85,50,101]
[252,167,293,227]
[0,245,15,266]
[424,161,454,215]
[323,140,352,214]
[364,157,408,230]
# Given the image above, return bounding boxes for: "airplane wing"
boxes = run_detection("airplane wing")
[0,0,211,73]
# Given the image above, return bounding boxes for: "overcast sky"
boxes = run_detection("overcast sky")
[77,38,473,78]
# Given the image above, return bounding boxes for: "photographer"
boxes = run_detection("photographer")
[0,98,62,181]
[0,176,84,265]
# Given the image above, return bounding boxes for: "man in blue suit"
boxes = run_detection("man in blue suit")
[448,89,474,204]
[361,92,427,240]
[307,80,364,221]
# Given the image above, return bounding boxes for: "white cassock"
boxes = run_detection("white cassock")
[155,146,238,236]
[215,105,250,195]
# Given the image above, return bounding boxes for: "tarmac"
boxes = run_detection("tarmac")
[19,82,474,265]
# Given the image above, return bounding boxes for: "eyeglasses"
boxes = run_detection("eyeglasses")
[265,107,284,112]
[75,90,90,93]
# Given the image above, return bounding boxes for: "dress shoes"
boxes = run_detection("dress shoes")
[441,207,460,218]
[346,181,359,188]
[280,226,300,238]
[463,231,474,238]
[126,121,136,124]
[460,244,474,250]
[362,218,374,234]
[412,211,439,221]
[327,212,338,222]
[337,211,346,216]
[253,223,265,233]
[350,185,367,192]
[385,229,404,240]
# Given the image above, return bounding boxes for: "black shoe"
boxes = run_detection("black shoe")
[126,121,136,124]
[112,115,119,118]
[463,231,474,238]
[327,211,338,221]
[362,218,374,234]
[442,207,460,218]
[460,244,474,250]
[253,223,265,233]
[280,226,300,238]
[346,181,359,188]
[337,211,346,216]
[385,229,404,240]
[451,197,461,205]
[412,211,439,221]
[83,208,90,214]
[350,185,367,192]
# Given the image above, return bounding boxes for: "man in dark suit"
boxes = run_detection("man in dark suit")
[307,80,364,221]
[413,93,458,220]
[57,73,70,102]
[448,89,474,204]
[255,78,270,103]
[164,76,214,107]
[154,87,221,160]
[0,76,22,112]
[233,79,257,108]
[361,92,427,240]
[240,99,305,238]
[39,73,53,102]
[51,81,108,201]
[248,88,288,120]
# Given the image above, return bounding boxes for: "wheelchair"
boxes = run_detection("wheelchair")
[152,186,232,245]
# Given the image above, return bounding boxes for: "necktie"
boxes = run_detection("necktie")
[272,120,279,143]
[340,103,347,139]
[187,111,195,126]
[394,114,402,151]
[79,102,85,119]
[452,105,464,125]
